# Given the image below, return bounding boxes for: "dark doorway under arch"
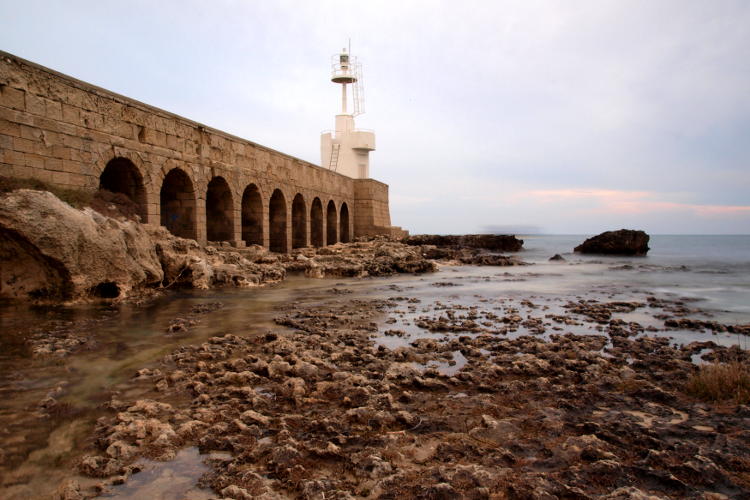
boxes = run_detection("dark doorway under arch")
[326,200,337,245]
[160,168,196,240]
[340,202,350,243]
[206,176,233,242]
[269,189,287,253]
[241,184,263,246]
[292,194,307,249]
[310,197,324,247]
[99,157,147,221]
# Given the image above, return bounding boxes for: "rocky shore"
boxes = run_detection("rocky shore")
[0,189,524,303]
[59,289,750,499]
[2,189,750,499]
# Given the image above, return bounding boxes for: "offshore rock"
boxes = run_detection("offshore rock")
[402,234,524,252]
[574,229,650,256]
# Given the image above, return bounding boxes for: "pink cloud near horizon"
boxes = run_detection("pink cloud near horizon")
[520,189,750,218]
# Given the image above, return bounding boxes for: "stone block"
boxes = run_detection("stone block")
[0,133,12,150]
[12,164,36,178]
[45,99,63,120]
[166,134,181,151]
[120,122,137,140]
[0,119,21,137]
[81,110,104,130]
[68,172,89,188]
[60,85,85,109]
[52,170,70,185]
[25,92,46,116]
[52,145,70,160]
[33,141,53,157]
[45,157,63,171]
[14,136,37,154]
[0,106,33,127]
[142,128,166,147]
[23,153,45,169]
[0,85,25,110]
[63,159,84,174]
[163,119,176,136]
[61,104,81,125]
[69,148,93,163]
[20,124,42,141]
[61,134,83,150]
[3,149,23,166]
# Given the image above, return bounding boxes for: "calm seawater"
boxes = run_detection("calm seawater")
[516,234,750,316]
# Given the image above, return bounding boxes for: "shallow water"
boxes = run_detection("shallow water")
[0,235,748,498]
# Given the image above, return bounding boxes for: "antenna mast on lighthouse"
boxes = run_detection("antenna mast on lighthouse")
[321,44,375,178]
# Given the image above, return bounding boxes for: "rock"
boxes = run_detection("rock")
[0,190,162,299]
[55,479,83,500]
[0,189,286,300]
[79,455,122,477]
[549,254,566,261]
[603,486,665,499]
[220,485,254,500]
[240,409,271,427]
[574,229,650,256]
[403,234,524,252]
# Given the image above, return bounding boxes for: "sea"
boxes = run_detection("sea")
[0,234,748,499]
[518,234,750,317]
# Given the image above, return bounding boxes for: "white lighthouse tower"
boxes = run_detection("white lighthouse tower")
[320,48,375,178]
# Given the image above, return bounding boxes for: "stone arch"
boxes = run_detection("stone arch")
[292,193,307,249]
[310,197,324,247]
[269,189,287,253]
[326,200,337,245]
[340,202,350,243]
[205,176,234,242]
[241,183,263,246]
[98,157,148,221]
[160,167,197,240]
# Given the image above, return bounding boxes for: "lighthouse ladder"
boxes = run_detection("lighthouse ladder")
[329,143,341,171]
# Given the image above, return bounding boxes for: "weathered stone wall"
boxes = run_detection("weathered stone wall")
[0,51,401,251]
[354,179,408,238]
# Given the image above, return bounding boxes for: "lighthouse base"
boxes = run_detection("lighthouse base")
[353,179,409,239]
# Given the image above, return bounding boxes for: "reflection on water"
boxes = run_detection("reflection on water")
[101,448,224,500]
[0,276,347,500]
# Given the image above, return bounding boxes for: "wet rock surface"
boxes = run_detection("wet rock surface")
[403,234,524,252]
[72,288,750,499]
[575,229,651,256]
[277,239,438,278]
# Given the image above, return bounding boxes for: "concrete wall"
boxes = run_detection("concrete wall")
[0,51,400,250]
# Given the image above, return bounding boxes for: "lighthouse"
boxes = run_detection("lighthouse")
[320,48,375,178]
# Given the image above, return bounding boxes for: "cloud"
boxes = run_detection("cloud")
[521,188,750,219]
[1,0,749,234]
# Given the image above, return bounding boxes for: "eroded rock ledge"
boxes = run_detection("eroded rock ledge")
[403,234,524,252]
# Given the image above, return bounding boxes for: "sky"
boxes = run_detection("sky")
[1,0,749,234]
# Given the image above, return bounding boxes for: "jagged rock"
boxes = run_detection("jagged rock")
[54,479,83,500]
[0,190,162,299]
[0,189,286,300]
[574,229,650,256]
[549,254,566,261]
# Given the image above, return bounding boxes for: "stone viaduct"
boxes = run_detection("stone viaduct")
[0,51,404,252]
